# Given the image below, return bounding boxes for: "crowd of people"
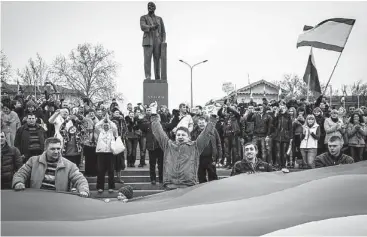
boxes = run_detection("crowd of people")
[1,87,366,195]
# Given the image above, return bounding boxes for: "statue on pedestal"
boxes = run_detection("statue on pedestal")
[140,2,166,80]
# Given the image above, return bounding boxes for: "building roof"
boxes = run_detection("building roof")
[1,84,85,97]
[231,79,281,96]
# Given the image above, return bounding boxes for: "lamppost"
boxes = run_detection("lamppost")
[179,59,208,108]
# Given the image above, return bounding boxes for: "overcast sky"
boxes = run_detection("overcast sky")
[2,1,367,109]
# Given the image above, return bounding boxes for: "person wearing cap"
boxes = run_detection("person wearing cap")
[231,142,274,176]
[150,101,218,190]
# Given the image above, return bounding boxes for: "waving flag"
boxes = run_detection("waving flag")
[297,18,355,52]
[303,48,321,93]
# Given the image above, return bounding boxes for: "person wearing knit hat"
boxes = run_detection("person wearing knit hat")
[149,101,218,190]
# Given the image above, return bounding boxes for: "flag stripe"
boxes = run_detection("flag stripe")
[316,18,356,26]
[303,50,321,94]
[297,18,355,52]
[297,41,344,52]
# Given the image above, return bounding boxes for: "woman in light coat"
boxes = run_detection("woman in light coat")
[1,103,21,146]
[324,109,346,145]
[95,113,118,193]
[300,114,320,169]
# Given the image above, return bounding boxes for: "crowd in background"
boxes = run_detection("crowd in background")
[1,87,367,191]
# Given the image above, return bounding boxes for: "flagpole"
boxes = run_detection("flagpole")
[306,48,313,102]
[323,25,354,95]
[329,85,332,108]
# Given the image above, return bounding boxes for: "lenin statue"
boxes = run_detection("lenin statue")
[140,2,166,80]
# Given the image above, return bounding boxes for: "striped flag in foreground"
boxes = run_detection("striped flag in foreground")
[297,18,355,52]
[303,48,321,94]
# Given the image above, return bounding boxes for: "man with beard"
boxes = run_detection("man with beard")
[191,116,222,183]
[231,142,274,176]
[150,101,217,190]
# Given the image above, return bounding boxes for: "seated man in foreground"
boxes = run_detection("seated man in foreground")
[12,137,89,197]
[314,135,354,168]
[231,142,274,176]
[150,101,217,190]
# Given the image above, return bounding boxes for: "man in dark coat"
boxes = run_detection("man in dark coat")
[1,131,23,189]
[272,103,293,168]
[231,142,274,176]
[14,113,46,163]
[314,135,354,168]
[191,116,222,183]
[138,107,164,185]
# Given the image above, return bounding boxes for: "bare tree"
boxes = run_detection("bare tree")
[17,53,54,88]
[0,51,13,84]
[273,74,329,100]
[52,43,119,102]
[350,80,367,96]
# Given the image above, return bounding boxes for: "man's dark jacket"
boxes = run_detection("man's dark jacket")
[191,127,223,162]
[231,159,273,176]
[314,152,354,168]
[14,124,46,158]
[251,112,273,137]
[273,112,293,142]
[1,143,23,189]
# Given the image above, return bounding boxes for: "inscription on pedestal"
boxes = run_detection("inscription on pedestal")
[143,80,168,107]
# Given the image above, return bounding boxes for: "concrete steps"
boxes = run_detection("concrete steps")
[82,156,232,198]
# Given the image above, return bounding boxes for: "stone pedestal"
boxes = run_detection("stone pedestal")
[143,79,168,107]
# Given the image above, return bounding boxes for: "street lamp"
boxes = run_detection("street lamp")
[179,59,208,108]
